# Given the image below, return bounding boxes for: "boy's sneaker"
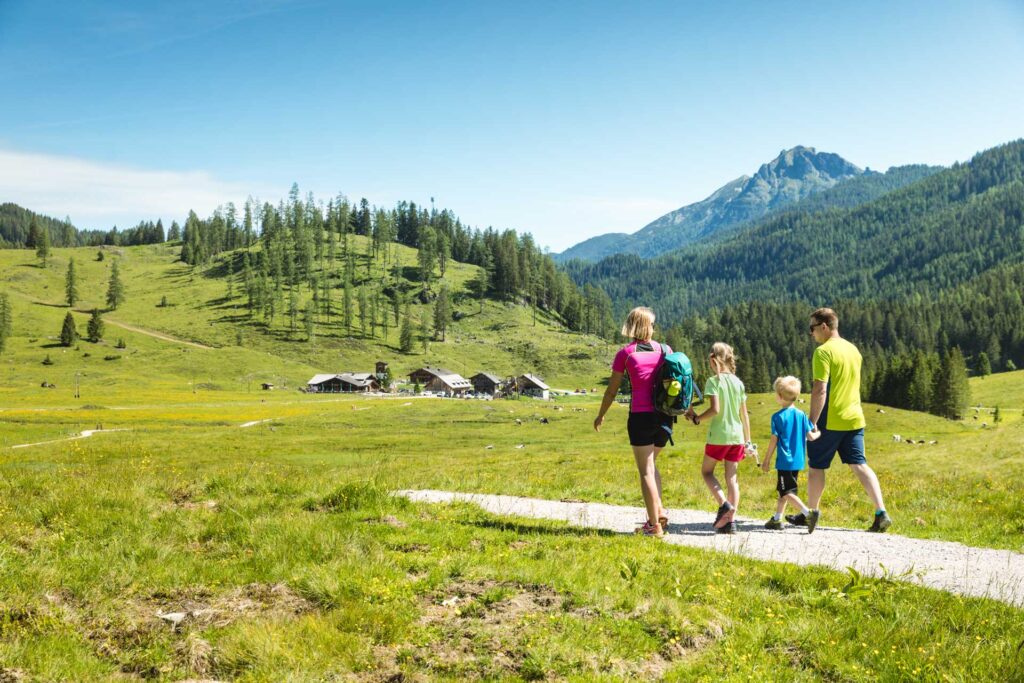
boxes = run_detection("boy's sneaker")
[785,512,808,527]
[715,521,736,535]
[764,517,783,530]
[868,513,892,533]
[807,509,820,534]
[713,502,734,529]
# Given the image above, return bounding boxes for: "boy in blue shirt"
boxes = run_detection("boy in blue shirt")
[761,376,821,532]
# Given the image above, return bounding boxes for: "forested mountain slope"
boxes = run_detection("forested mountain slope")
[568,139,1024,322]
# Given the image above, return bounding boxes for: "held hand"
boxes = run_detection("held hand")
[593,415,604,432]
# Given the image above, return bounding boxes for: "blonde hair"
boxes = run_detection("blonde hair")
[709,342,737,373]
[621,307,655,341]
[773,375,801,402]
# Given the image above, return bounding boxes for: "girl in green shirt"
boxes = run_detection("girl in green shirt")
[689,342,754,534]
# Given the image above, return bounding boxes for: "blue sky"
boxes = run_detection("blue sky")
[1,0,1022,251]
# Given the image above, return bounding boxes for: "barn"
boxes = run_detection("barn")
[408,367,472,395]
[516,373,550,400]
[470,372,503,396]
[307,373,381,393]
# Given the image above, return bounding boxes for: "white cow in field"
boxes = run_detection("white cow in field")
[892,434,902,442]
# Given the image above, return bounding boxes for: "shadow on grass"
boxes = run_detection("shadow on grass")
[461,518,618,538]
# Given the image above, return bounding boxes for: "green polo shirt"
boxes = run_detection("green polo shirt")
[812,337,866,431]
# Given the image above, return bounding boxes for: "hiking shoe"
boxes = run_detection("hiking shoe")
[636,520,665,538]
[715,521,736,535]
[713,502,735,530]
[868,513,892,533]
[807,509,820,535]
[764,517,783,530]
[785,512,808,527]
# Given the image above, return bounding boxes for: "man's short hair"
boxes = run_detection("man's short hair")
[773,376,801,402]
[811,307,839,331]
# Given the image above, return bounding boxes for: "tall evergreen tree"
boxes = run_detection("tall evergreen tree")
[26,216,41,248]
[433,283,451,341]
[304,299,316,342]
[36,222,51,267]
[420,309,431,353]
[931,347,970,419]
[87,308,105,342]
[399,303,413,353]
[907,350,934,412]
[65,257,79,307]
[60,311,78,347]
[358,286,368,337]
[106,260,125,310]
[0,293,12,353]
[977,352,992,377]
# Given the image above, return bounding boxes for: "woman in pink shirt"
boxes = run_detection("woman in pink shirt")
[594,306,673,538]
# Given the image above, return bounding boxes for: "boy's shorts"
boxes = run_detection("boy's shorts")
[627,412,674,447]
[704,444,745,462]
[776,470,799,497]
[808,428,866,469]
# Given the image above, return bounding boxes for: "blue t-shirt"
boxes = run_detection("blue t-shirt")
[771,406,815,471]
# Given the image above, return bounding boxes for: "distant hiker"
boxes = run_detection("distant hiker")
[760,376,820,531]
[792,308,892,533]
[688,342,753,534]
[594,306,672,538]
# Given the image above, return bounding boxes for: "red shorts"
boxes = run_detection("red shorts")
[705,444,746,462]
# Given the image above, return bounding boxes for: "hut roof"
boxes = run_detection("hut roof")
[518,373,550,390]
[307,374,339,385]
[471,372,502,383]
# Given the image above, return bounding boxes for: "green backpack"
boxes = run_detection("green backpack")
[652,344,702,416]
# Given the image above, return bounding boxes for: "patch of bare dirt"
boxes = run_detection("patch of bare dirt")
[361,579,722,681]
[0,668,27,683]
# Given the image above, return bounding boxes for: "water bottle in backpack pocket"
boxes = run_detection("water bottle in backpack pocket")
[652,344,703,416]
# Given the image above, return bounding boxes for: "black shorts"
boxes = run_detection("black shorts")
[627,412,673,447]
[776,470,800,497]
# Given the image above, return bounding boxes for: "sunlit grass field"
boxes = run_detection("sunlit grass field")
[2,386,1023,681]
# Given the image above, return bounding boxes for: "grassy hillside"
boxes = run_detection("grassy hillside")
[0,240,612,393]
[969,368,1024,410]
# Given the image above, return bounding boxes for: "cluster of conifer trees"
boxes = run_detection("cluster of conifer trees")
[0,204,170,249]
[657,264,1024,416]
[179,185,617,344]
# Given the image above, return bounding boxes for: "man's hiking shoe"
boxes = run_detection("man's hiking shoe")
[715,521,736,535]
[807,509,820,535]
[785,512,808,527]
[764,517,783,530]
[713,502,735,530]
[868,513,892,533]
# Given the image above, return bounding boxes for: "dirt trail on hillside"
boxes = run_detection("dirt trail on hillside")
[398,489,1024,607]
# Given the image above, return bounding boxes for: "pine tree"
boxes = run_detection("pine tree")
[358,286,368,337]
[977,352,992,377]
[420,309,431,353]
[0,293,12,353]
[60,311,78,347]
[26,216,40,248]
[931,347,970,419]
[289,287,299,334]
[65,257,79,307]
[106,260,125,310]
[342,279,353,335]
[433,283,451,341]
[36,223,51,267]
[400,303,414,353]
[907,351,933,412]
[87,308,105,342]
[994,406,1002,423]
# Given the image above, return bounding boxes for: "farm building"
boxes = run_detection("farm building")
[408,367,472,395]
[516,373,550,400]
[470,372,504,396]
[306,373,380,393]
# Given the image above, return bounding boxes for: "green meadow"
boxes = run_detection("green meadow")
[2,245,1023,680]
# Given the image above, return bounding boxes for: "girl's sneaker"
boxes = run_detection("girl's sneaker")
[713,502,735,529]
[637,520,665,538]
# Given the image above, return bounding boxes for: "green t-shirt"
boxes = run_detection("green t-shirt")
[703,373,747,445]
[812,337,866,431]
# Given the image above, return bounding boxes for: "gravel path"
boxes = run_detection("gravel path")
[9,428,128,450]
[398,489,1024,607]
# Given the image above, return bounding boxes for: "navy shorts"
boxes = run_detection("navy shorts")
[776,470,800,497]
[808,428,866,469]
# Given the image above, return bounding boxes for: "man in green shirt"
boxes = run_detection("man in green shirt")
[787,308,892,534]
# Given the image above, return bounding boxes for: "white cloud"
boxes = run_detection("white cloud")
[0,148,261,228]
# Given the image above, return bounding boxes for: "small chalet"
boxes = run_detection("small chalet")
[408,367,472,395]
[516,373,550,400]
[306,373,380,393]
[470,372,503,396]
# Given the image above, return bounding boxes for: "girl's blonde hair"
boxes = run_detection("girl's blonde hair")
[621,307,655,341]
[709,342,737,373]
